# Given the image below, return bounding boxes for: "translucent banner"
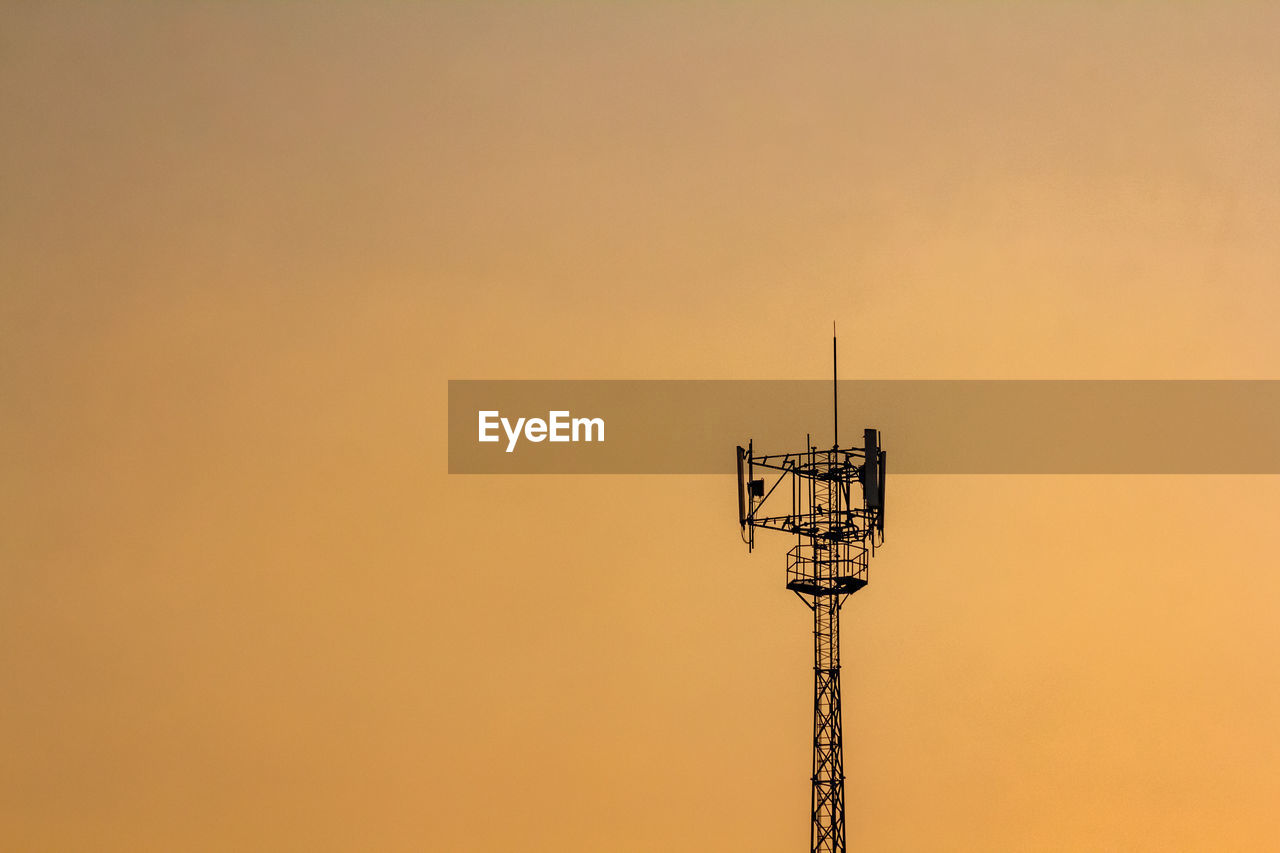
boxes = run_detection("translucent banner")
[447,380,1280,474]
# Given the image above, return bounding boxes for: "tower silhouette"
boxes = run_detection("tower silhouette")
[736,332,886,853]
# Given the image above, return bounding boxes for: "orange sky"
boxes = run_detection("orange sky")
[3,3,1279,851]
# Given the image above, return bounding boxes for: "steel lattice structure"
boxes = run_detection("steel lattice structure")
[736,335,886,853]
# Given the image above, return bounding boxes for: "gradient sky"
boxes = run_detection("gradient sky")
[3,3,1280,851]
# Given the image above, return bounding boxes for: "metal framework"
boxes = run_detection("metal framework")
[735,334,886,853]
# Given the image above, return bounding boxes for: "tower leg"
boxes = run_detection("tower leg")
[811,594,845,853]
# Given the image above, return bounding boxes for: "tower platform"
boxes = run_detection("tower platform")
[786,576,868,597]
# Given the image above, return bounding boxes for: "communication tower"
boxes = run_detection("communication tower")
[735,330,886,853]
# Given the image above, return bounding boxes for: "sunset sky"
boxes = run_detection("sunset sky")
[4,3,1280,851]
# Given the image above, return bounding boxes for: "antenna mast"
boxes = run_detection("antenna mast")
[832,321,838,449]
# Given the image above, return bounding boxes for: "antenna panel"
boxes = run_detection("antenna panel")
[863,428,880,508]
[876,450,886,533]
[736,445,747,525]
